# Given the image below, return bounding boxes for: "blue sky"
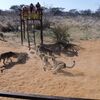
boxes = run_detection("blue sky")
[0,0,100,11]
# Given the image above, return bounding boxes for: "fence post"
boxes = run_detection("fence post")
[20,11,23,45]
[40,10,43,45]
[26,19,31,50]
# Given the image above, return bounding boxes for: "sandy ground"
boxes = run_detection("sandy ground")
[0,39,100,100]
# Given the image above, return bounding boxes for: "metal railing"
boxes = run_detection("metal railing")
[0,91,94,100]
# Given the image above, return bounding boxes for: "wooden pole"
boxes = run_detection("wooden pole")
[27,19,31,50]
[23,20,26,39]
[20,11,23,45]
[32,20,36,46]
[40,10,43,45]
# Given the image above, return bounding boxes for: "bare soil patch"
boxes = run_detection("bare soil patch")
[0,39,100,99]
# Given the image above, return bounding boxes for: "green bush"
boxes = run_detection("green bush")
[52,25,70,43]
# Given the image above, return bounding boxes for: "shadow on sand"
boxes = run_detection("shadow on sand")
[38,42,84,57]
[0,38,7,42]
[54,70,85,77]
[0,52,29,73]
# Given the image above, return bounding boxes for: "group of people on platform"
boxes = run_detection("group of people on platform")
[20,2,42,19]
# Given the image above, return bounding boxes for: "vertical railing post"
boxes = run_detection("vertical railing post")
[27,19,31,50]
[23,20,26,39]
[20,10,23,45]
[40,9,43,45]
[32,20,36,46]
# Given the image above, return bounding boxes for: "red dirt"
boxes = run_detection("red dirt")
[0,40,100,100]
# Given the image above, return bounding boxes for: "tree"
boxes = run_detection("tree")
[0,9,3,15]
[68,9,79,16]
[80,9,92,16]
[50,7,65,16]
[10,5,20,12]
[95,7,100,17]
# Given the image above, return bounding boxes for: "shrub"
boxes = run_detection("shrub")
[1,23,15,32]
[52,25,70,43]
[34,19,50,30]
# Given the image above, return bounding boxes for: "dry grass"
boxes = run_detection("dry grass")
[49,16,100,41]
[0,14,100,41]
[0,13,100,100]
